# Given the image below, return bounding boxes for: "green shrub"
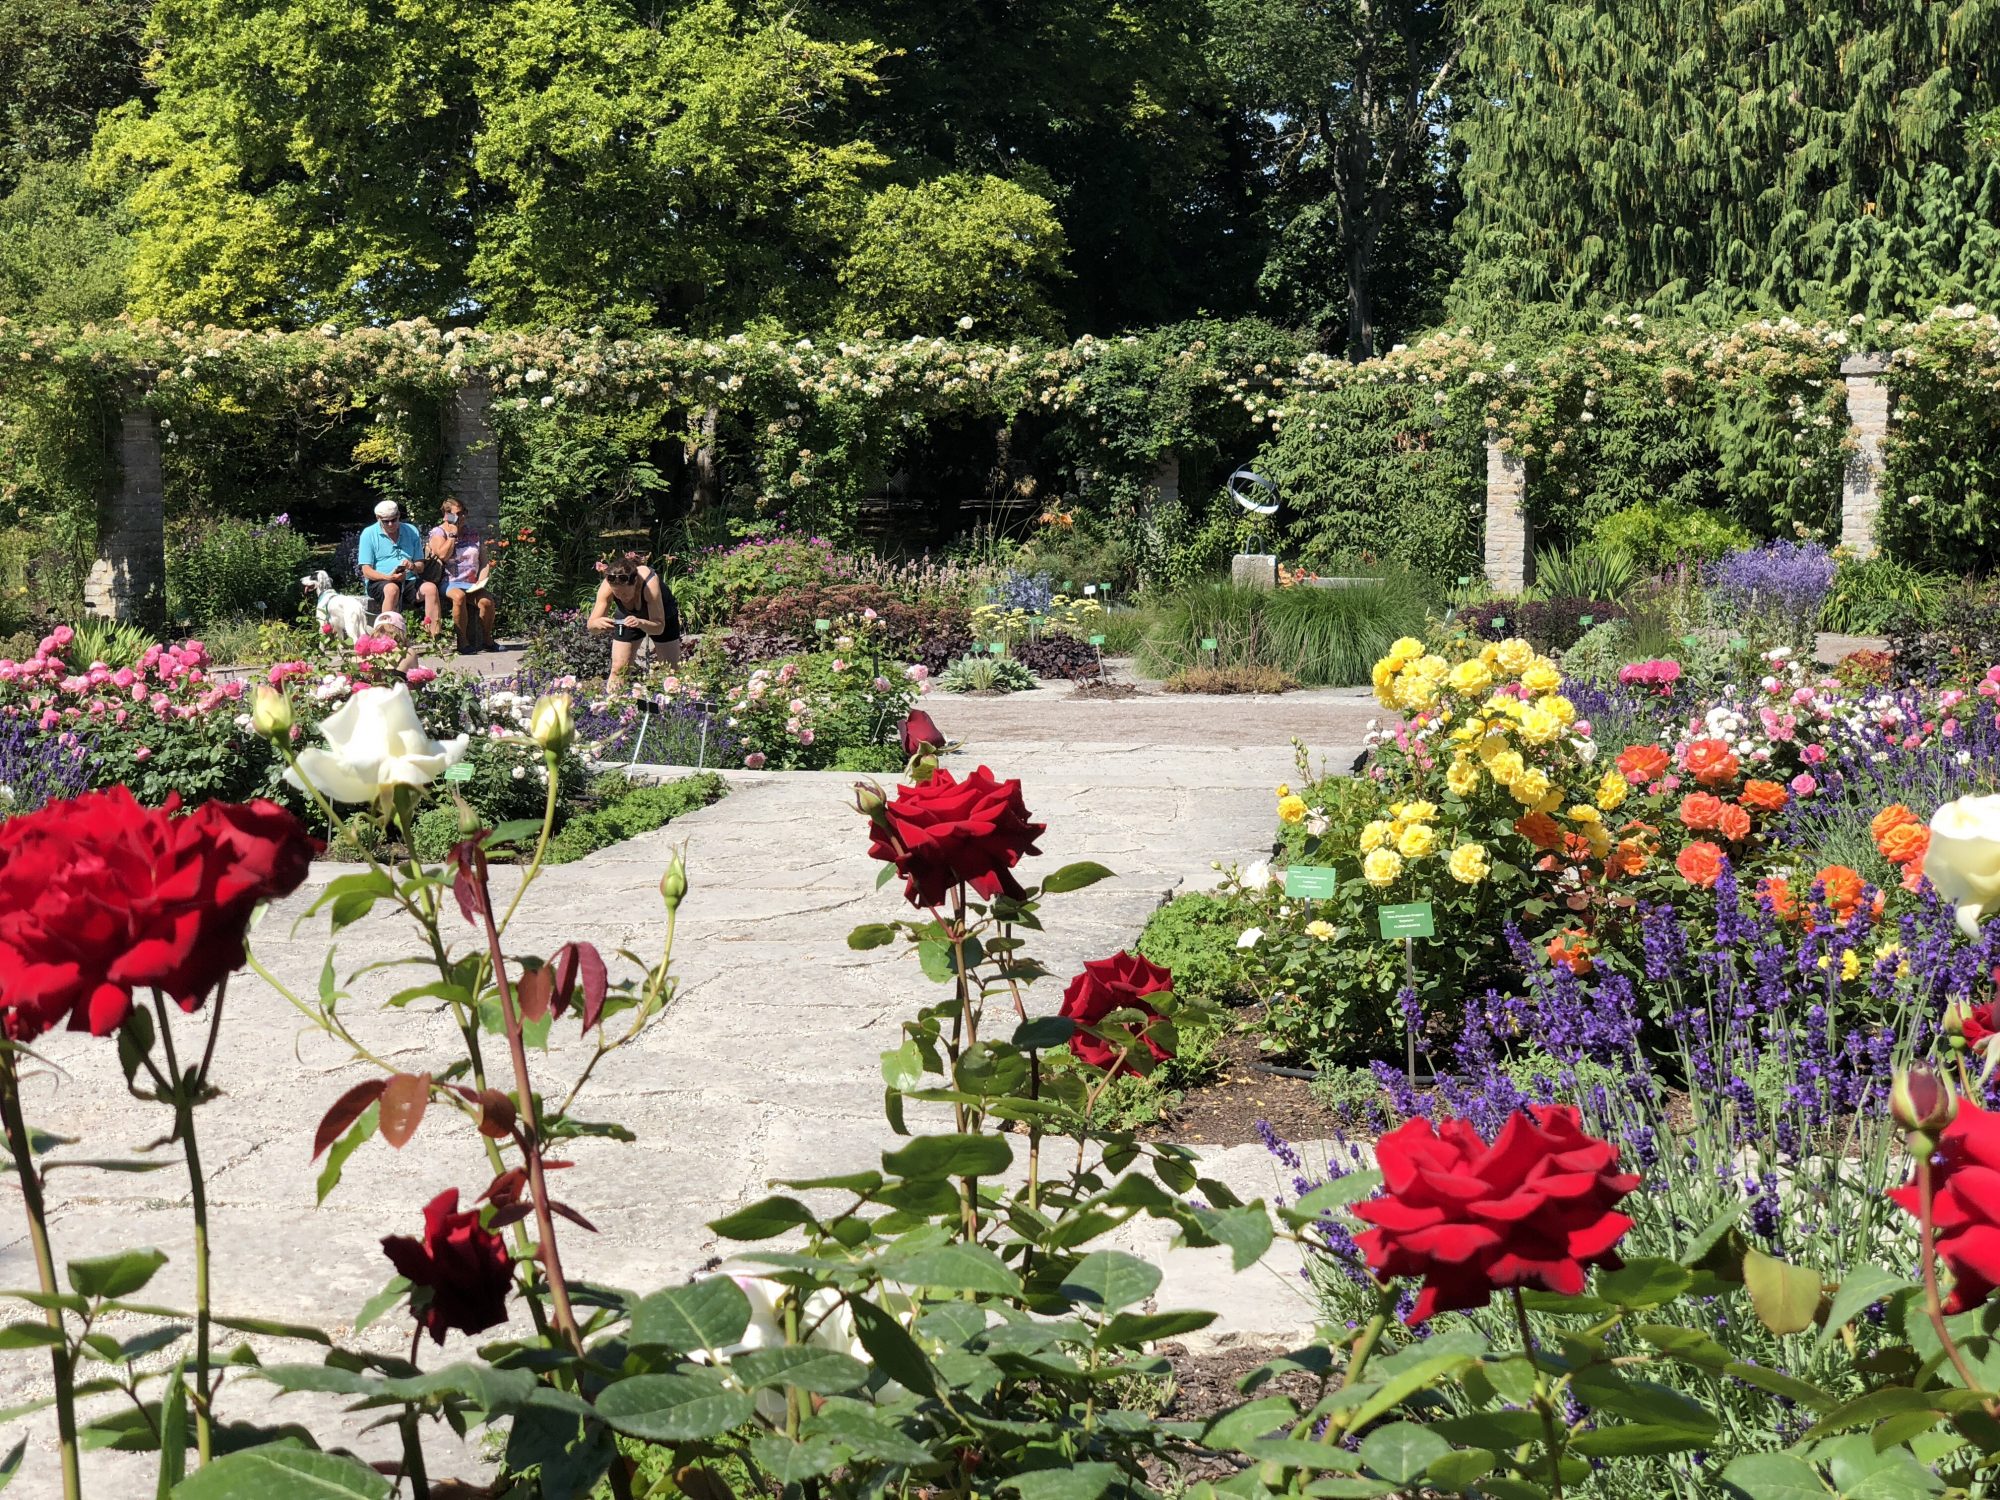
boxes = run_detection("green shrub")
[1528,543,1640,601]
[1135,890,1256,1007]
[1555,618,1641,688]
[1251,380,1485,581]
[65,616,156,669]
[830,744,905,773]
[1595,499,1755,570]
[544,772,728,865]
[937,654,1037,692]
[164,511,315,629]
[410,805,461,864]
[1821,552,1953,633]
[1139,578,1431,687]
[1162,664,1299,694]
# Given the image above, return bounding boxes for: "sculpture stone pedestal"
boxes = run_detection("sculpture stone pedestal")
[1231,553,1277,590]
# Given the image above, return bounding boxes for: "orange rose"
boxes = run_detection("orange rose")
[1676,840,1726,888]
[1683,738,1740,788]
[1616,744,1671,784]
[1740,779,1789,813]
[1546,929,1595,976]
[1678,792,1725,830]
[1515,811,1564,851]
[1870,804,1921,847]
[1756,875,1798,921]
[1813,865,1866,920]
[1716,804,1753,843]
[1879,822,1931,868]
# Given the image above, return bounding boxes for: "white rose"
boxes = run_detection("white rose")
[1237,858,1272,892]
[1926,794,2000,939]
[1237,927,1263,949]
[285,684,469,804]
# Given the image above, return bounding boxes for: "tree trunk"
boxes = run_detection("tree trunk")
[687,405,720,515]
[1345,237,1377,362]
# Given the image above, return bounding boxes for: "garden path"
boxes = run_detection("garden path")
[1,690,1379,1495]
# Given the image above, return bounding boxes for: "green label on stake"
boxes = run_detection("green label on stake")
[988,642,1005,655]
[1088,634,1106,647]
[1378,901,1436,939]
[1490,616,1506,630]
[443,762,475,783]
[1201,637,1218,651]
[814,619,830,632]
[1579,615,1594,627]
[1284,866,1338,900]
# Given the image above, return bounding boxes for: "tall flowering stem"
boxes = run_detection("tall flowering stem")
[0,1049,80,1500]
[1511,1286,1565,1500]
[153,988,218,1464]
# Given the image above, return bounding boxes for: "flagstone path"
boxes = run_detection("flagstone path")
[1,687,1378,1495]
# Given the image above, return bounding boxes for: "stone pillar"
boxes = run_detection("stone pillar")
[1840,353,1890,559]
[1483,441,1530,592]
[443,378,500,537]
[84,400,167,625]
[1230,554,1277,589]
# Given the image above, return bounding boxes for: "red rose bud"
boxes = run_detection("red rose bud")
[1892,1066,1958,1137]
[1352,1105,1639,1325]
[1058,952,1175,1070]
[380,1189,514,1344]
[853,781,889,823]
[901,709,945,757]
[866,766,1045,909]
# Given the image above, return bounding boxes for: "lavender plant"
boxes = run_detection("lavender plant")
[1708,541,1838,655]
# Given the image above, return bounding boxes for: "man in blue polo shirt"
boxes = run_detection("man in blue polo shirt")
[357,499,432,619]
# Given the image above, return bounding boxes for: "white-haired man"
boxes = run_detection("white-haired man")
[357,500,439,630]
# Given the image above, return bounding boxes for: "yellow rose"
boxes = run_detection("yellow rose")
[1362,847,1404,887]
[1567,804,1601,825]
[1398,823,1437,858]
[1359,819,1393,852]
[1447,842,1490,885]
[1543,694,1576,726]
[1305,919,1336,941]
[1277,794,1308,824]
[1585,823,1612,858]
[1448,659,1494,695]
[1596,769,1629,811]
[1388,636,1426,665]
[1477,731,1509,762]
[1408,653,1448,682]
[1479,643,1501,667]
[1494,637,1535,675]
[1510,768,1552,806]
[1447,759,1481,796]
[1371,658,1398,702]
[1276,782,1291,798]
[1517,707,1562,745]
[1402,800,1438,822]
[1395,676,1440,712]
[1520,659,1562,695]
[1488,749,1526,786]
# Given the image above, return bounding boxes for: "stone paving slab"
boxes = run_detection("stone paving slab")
[0,724,1363,1496]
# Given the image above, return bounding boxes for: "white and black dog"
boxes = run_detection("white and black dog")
[302,570,370,642]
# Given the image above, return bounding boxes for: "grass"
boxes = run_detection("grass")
[1136,576,1431,687]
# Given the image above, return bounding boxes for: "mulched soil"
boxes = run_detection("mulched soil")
[1143,1028,1343,1146]
[1144,1341,1321,1486]
[1068,680,1145,700]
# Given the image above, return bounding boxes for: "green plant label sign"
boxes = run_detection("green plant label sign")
[1088,634,1106,646]
[1098,582,1111,595]
[1682,634,1701,649]
[988,642,1005,654]
[814,619,830,632]
[1457,576,1471,587]
[1201,637,1218,651]
[1579,615,1594,627]
[1729,635,1746,651]
[1490,616,1506,629]
[1378,901,1435,939]
[443,763,475,783]
[1284,866,1338,899]
[1064,580,1075,591]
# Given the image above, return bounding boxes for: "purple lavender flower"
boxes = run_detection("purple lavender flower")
[1708,541,1836,636]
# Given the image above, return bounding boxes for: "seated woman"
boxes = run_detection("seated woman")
[429,498,497,652]
[587,551,682,687]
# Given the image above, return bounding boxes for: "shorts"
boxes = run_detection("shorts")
[612,585,682,644]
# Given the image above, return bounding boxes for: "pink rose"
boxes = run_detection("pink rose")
[134,746,152,763]
[744,752,767,769]
[1790,773,1817,796]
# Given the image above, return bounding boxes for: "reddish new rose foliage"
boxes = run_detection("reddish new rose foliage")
[1888,1099,2000,1313]
[1353,1105,1639,1325]
[868,765,1046,908]
[0,787,315,1040]
[1058,951,1176,1070]
[381,1189,514,1344]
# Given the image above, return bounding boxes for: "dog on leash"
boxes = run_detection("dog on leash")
[303,570,370,642]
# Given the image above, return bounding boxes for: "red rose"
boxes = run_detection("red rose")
[0,789,315,1039]
[867,766,1045,909]
[381,1189,514,1344]
[1058,951,1175,1070]
[1887,1099,2000,1312]
[1962,1001,1998,1050]
[900,709,945,757]
[1353,1105,1639,1325]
